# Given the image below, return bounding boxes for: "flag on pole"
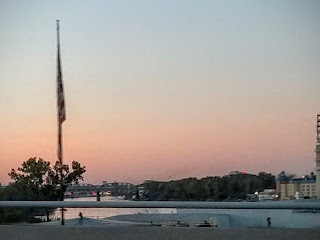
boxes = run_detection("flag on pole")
[57,21,66,124]
[56,20,66,163]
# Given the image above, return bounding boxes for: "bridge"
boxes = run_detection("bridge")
[65,182,136,198]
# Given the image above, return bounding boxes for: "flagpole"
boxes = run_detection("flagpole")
[56,19,65,226]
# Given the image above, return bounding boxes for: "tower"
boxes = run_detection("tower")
[316,114,320,198]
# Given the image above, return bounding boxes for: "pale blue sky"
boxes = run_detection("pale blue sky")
[1,1,320,183]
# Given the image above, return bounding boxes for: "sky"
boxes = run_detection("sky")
[0,0,320,184]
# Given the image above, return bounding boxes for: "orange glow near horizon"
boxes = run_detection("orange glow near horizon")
[0,106,317,184]
[1,1,320,185]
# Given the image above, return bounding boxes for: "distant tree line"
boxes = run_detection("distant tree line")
[142,172,275,201]
[0,157,85,224]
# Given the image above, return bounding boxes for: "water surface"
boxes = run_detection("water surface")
[53,196,176,220]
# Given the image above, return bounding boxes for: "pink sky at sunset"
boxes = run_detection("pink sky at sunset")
[1,1,320,184]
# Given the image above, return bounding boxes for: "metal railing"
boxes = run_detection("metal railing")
[0,201,320,209]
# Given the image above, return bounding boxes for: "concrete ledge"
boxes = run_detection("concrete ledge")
[0,200,320,209]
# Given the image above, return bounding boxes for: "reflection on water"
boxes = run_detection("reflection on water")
[53,196,176,219]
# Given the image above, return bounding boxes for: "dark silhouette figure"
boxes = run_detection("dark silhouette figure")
[46,209,50,222]
[79,212,83,225]
[97,191,101,201]
[267,217,271,228]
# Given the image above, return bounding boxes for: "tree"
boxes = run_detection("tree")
[257,172,275,189]
[142,172,276,202]
[287,173,296,180]
[0,157,86,223]
[310,171,316,180]
[8,157,86,201]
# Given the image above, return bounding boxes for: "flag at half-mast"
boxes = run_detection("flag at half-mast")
[56,20,66,162]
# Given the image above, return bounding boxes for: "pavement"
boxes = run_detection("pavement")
[1,225,320,240]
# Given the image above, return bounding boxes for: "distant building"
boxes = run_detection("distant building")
[100,181,135,192]
[257,189,277,201]
[277,177,316,200]
[294,191,304,200]
[316,114,320,199]
[276,114,320,199]
[229,171,246,176]
[276,173,289,195]
[300,181,317,198]
[229,171,240,175]
[66,181,136,198]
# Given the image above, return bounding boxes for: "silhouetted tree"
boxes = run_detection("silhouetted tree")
[142,172,276,202]
[0,157,86,223]
[8,157,85,200]
[310,172,316,180]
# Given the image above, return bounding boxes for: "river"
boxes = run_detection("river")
[52,196,176,220]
